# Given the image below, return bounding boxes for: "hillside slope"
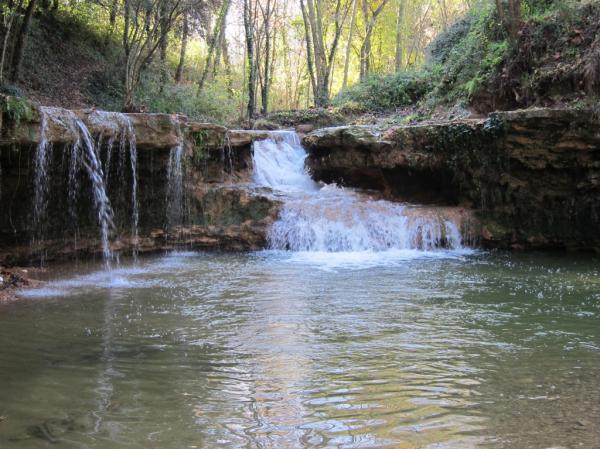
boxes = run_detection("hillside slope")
[11,11,122,110]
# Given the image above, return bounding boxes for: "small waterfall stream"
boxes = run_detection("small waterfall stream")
[32,108,140,264]
[87,111,139,256]
[253,130,468,253]
[166,121,185,232]
[32,108,53,248]
[75,119,115,263]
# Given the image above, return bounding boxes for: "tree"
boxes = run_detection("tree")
[342,0,358,89]
[175,10,189,82]
[198,0,231,92]
[259,0,275,114]
[10,0,37,82]
[394,0,405,71]
[243,0,257,118]
[121,0,184,110]
[300,0,350,106]
[0,1,19,84]
[359,0,390,82]
[496,0,521,40]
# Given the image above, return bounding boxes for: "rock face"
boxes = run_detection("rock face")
[0,96,281,265]
[304,109,600,251]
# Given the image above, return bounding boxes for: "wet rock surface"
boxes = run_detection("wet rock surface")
[0,96,280,267]
[303,109,600,251]
[0,267,43,303]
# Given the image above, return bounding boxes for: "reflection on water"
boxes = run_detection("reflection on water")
[1,251,599,448]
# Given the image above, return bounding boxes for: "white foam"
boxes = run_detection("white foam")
[252,132,473,255]
[17,251,200,298]
[263,248,477,271]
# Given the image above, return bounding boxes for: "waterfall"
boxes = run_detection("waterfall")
[253,131,469,252]
[32,108,141,264]
[87,111,139,255]
[166,122,185,231]
[74,119,114,263]
[253,130,319,193]
[32,108,54,252]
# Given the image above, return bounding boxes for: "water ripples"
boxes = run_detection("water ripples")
[2,251,600,448]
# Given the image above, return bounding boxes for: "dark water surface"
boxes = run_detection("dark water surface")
[1,250,599,448]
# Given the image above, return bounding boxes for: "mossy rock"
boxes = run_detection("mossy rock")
[252,119,281,130]
[266,108,346,128]
[0,95,39,131]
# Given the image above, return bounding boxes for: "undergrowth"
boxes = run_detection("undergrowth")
[335,0,600,116]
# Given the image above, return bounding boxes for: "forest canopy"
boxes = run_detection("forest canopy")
[0,0,596,123]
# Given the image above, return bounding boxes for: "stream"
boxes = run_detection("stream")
[0,132,599,448]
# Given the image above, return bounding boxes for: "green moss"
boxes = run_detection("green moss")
[0,96,37,128]
[266,109,345,128]
[252,118,280,130]
[191,130,210,167]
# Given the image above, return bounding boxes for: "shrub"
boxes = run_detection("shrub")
[334,71,432,111]
[136,72,238,124]
[265,108,345,127]
[423,4,508,105]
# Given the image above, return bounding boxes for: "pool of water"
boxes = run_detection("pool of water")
[1,250,599,448]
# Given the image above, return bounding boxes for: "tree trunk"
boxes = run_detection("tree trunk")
[175,12,188,83]
[0,12,15,84]
[243,0,256,118]
[394,0,405,72]
[507,0,521,40]
[305,0,329,106]
[199,0,230,92]
[260,0,272,114]
[109,0,118,31]
[359,0,369,81]
[359,0,390,82]
[159,36,168,90]
[438,0,448,31]
[10,0,37,82]
[342,0,358,89]
[300,0,317,99]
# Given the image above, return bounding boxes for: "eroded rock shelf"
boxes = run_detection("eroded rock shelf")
[1,96,598,267]
[303,109,600,251]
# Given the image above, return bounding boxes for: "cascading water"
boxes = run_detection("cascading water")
[253,131,319,193]
[87,111,139,256]
[32,108,54,252]
[32,108,141,265]
[165,122,185,232]
[253,131,469,253]
[74,119,114,263]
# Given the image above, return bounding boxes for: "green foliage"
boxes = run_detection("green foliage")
[136,72,238,124]
[21,10,123,110]
[332,100,367,116]
[0,84,25,98]
[424,4,508,105]
[0,96,35,127]
[192,130,210,167]
[252,119,280,130]
[426,14,475,65]
[334,71,432,111]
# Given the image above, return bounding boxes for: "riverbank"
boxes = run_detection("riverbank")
[0,267,44,303]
